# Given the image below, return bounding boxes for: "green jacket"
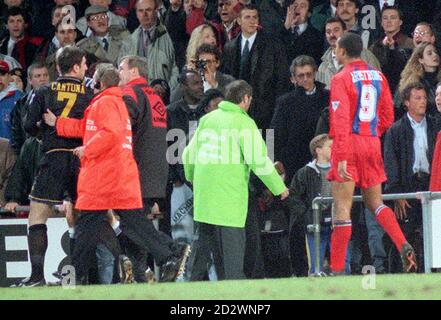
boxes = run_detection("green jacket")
[183,101,286,228]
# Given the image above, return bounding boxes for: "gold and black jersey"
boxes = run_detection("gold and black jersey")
[24,76,95,152]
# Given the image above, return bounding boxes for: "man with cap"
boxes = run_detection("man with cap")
[0,60,23,139]
[77,5,130,65]
[76,0,127,37]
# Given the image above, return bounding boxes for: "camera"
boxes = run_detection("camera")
[195,59,208,73]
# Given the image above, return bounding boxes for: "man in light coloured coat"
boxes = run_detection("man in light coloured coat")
[316,17,380,89]
[77,5,130,65]
[183,80,289,280]
[76,0,127,37]
[119,0,179,90]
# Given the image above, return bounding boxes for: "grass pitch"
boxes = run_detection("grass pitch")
[2,274,441,300]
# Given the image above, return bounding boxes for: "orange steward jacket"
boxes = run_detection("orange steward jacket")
[56,86,142,210]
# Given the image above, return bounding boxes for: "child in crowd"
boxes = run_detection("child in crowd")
[289,134,350,275]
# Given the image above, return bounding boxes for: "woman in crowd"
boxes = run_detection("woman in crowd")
[185,24,218,69]
[398,42,441,116]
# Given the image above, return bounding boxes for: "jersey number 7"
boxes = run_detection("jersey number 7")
[58,92,78,118]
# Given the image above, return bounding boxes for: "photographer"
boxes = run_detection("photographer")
[170,43,234,103]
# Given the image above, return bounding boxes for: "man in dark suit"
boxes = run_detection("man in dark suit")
[281,0,324,65]
[384,83,441,271]
[364,0,429,39]
[270,55,329,277]
[222,4,290,129]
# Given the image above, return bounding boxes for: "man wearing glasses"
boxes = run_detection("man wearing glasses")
[77,5,130,64]
[76,0,127,37]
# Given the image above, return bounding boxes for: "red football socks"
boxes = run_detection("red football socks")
[330,222,352,273]
[375,205,407,251]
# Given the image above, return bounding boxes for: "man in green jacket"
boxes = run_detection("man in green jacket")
[183,80,289,280]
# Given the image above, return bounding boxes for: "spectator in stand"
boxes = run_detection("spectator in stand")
[310,0,337,32]
[412,22,436,48]
[336,0,373,48]
[171,43,234,102]
[0,137,16,207]
[281,0,324,66]
[0,7,42,71]
[271,55,329,185]
[397,42,441,117]
[9,67,24,91]
[270,55,328,277]
[112,0,137,19]
[384,83,441,272]
[0,52,20,70]
[35,5,84,76]
[164,0,190,70]
[365,0,428,40]
[222,4,290,129]
[369,5,413,94]
[167,69,204,195]
[289,134,351,275]
[209,0,241,50]
[0,0,31,39]
[316,17,380,89]
[76,0,127,37]
[186,0,209,35]
[77,5,130,65]
[119,0,180,89]
[28,1,79,39]
[10,62,49,155]
[197,88,224,113]
[0,60,22,140]
[258,0,292,39]
[185,24,217,69]
[38,21,78,81]
[167,69,204,254]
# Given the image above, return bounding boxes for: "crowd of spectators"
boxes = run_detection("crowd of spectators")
[0,0,441,282]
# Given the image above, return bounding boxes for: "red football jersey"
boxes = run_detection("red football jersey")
[329,60,394,162]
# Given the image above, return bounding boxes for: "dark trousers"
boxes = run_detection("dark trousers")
[188,222,246,281]
[116,199,176,266]
[72,211,121,284]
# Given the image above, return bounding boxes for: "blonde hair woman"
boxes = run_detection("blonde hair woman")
[185,24,217,68]
[398,42,441,115]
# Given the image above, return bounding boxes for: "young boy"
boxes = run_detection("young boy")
[289,134,349,275]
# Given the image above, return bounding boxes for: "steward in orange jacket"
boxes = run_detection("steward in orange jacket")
[56,86,142,211]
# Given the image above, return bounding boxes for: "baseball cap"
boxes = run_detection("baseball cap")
[0,61,10,75]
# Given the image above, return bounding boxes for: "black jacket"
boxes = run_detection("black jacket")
[258,0,292,39]
[5,137,43,205]
[281,23,324,66]
[164,6,189,71]
[289,160,332,232]
[369,33,413,94]
[270,82,329,184]
[167,98,205,184]
[10,91,33,155]
[384,114,441,194]
[24,77,94,152]
[0,34,39,71]
[123,80,169,199]
[315,107,330,136]
[222,31,290,129]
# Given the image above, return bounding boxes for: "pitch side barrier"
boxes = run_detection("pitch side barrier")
[311,192,441,275]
